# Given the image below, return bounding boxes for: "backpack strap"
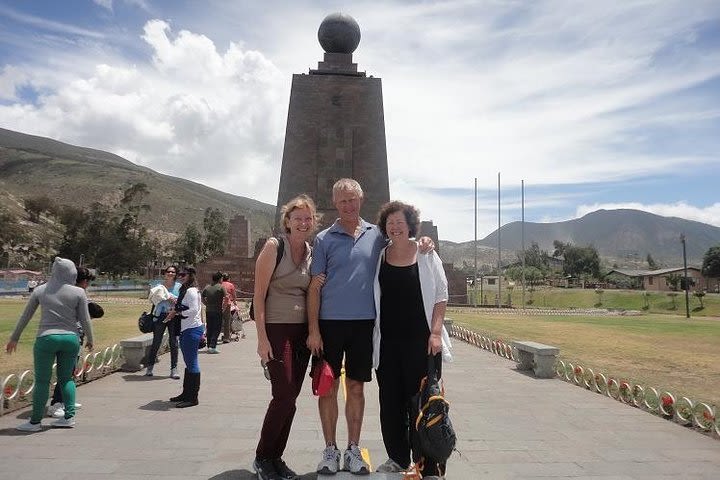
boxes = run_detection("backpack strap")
[274,236,284,269]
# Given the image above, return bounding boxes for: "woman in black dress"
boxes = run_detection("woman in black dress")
[372,201,453,479]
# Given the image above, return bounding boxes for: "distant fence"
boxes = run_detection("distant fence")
[0,279,147,296]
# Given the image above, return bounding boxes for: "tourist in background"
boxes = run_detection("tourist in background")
[145,265,181,378]
[253,194,321,480]
[221,272,242,341]
[47,266,104,418]
[372,201,452,478]
[202,271,226,353]
[166,266,204,408]
[6,257,94,431]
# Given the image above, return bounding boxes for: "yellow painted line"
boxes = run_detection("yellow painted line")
[361,447,372,471]
[340,365,347,401]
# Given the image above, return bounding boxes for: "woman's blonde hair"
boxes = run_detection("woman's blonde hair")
[280,194,320,233]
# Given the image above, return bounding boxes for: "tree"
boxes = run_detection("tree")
[693,290,706,309]
[23,195,56,223]
[517,242,549,271]
[57,201,156,275]
[0,208,27,267]
[552,240,568,258]
[505,265,543,287]
[120,182,151,236]
[665,273,681,291]
[561,243,600,286]
[201,207,228,259]
[646,253,658,270]
[175,223,203,265]
[701,245,720,278]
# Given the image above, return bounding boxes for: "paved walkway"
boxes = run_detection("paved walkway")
[1,322,719,479]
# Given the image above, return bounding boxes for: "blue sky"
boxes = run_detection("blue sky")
[1,0,719,242]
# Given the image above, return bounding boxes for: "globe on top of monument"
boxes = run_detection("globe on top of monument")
[317,12,361,54]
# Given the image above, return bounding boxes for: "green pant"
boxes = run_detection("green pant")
[32,334,80,423]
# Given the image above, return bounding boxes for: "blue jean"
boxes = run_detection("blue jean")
[147,312,179,368]
[32,334,80,422]
[179,325,204,374]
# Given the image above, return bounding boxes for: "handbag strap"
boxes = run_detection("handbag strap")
[427,354,440,381]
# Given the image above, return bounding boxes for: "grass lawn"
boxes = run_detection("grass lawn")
[449,307,720,407]
[1,296,146,379]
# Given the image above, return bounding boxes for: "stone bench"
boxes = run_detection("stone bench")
[120,333,165,372]
[512,341,559,378]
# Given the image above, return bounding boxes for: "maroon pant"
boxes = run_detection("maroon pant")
[256,323,310,459]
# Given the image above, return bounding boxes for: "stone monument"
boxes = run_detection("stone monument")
[276,12,389,228]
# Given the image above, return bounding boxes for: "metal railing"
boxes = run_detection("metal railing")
[1,343,123,416]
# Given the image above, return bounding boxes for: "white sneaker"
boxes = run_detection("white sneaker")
[376,458,404,473]
[74,402,82,409]
[47,403,65,418]
[343,444,370,474]
[170,368,180,379]
[16,421,42,432]
[316,445,341,474]
[51,416,76,428]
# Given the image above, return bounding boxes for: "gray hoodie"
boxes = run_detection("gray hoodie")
[10,257,94,345]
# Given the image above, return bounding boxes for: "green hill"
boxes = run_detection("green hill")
[0,127,275,244]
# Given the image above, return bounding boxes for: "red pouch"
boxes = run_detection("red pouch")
[311,357,334,397]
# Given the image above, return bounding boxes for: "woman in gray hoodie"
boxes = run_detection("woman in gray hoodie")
[6,257,94,431]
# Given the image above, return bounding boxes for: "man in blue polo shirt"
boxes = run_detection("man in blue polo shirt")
[307,178,432,475]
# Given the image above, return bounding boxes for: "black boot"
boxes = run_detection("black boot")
[170,369,190,402]
[176,371,200,408]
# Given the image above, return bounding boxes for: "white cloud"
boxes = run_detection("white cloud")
[0,65,27,100]
[0,4,105,39]
[93,0,150,12]
[92,0,113,10]
[0,19,287,204]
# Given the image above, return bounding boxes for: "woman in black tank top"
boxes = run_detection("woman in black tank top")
[374,201,449,478]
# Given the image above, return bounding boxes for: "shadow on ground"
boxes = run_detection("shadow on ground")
[208,470,319,479]
[138,400,172,411]
[0,426,44,436]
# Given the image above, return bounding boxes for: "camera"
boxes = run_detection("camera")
[173,302,189,319]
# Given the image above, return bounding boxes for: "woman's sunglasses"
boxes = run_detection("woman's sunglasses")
[177,272,188,277]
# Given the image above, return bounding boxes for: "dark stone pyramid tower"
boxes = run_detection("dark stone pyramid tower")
[276,12,389,229]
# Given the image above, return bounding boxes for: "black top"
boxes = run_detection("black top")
[378,260,428,340]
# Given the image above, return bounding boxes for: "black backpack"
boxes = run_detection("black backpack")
[412,355,457,468]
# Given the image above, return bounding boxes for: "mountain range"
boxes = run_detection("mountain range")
[2,127,718,268]
[439,209,720,269]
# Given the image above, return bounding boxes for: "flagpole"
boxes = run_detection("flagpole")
[497,172,501,308]
[474,177,478,307]
[521,179,525,311]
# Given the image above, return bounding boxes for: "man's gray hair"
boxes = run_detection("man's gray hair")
[332,178,364,202]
